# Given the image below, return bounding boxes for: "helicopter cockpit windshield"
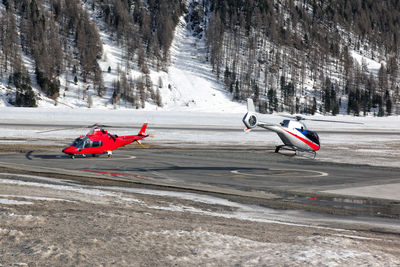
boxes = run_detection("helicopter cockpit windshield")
[71,136,92,149]
[306,130,320,145]
[296,128,320,145]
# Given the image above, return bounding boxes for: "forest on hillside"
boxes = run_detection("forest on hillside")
[0,0,399,115]
[195,0,400,115]
[0,0,184,108]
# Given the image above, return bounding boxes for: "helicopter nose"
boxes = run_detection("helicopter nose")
[62,146,77,154]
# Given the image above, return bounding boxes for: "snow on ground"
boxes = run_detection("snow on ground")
[1,105,400,129]
[0,4,399,265]
[0,0,397,120]
[351,50,383,75]
[0,198,33,205]
[0,6,245,113]
[162,17,246,112]
[1,173,400,266]
[81,10,246,112]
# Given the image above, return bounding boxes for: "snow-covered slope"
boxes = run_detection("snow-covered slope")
[162,17,245,112]
[0,0,244,113]
[1,0,398,117]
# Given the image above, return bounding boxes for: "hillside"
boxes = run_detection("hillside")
[195,0,400,116]
[0,0,399,116]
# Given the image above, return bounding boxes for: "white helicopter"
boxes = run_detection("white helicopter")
[242,98,362,158]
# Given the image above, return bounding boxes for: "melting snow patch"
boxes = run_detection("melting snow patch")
[0,178,120,198]
[0,194,75,203]
[0,198,32,205]
[0,173,72,185]
[0,177,144,205]
[145,230,386,266]
[103,186,243,207]
[294,248,368,266]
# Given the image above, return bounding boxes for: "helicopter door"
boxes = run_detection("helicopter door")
[83,139,92,148]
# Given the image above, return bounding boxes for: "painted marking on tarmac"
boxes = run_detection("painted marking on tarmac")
[82,170,145,178]
[231,169,328,178]
[54,155,137,160]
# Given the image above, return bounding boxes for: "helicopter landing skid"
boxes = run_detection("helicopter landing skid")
[274,145,295,153]
[274,145,316,159]
[69,154,87,159]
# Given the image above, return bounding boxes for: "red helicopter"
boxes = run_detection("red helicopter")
[62,123,149,158]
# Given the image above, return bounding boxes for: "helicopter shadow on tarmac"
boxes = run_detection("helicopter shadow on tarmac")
[23,148,302,162]
[25,151,68,160]
[249,147,309,159]
[25,151,136,160]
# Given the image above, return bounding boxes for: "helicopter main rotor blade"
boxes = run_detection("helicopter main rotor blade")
[279,114,363,124]
[87,124,112,128]
[280,114,306,121]
[37,123,112,133]
[37,126,84,133]
[305,118,364,124]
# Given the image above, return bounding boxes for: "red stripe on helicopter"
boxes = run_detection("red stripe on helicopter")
[282,129,320,151]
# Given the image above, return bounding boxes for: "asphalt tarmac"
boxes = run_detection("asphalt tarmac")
[0,148,399,217]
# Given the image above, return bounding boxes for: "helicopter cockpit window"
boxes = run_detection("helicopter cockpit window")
[306,131,320,145]
[71,138,84,149]
[92,141,102,147]
[71,138,81,148]
[281,120,290,127]
[71,137,92,149]
[296,129,320,145]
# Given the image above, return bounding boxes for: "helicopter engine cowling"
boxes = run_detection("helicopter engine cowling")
[242,112,258,129]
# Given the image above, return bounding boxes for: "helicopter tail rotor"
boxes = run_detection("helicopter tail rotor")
[242,99,258,130]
